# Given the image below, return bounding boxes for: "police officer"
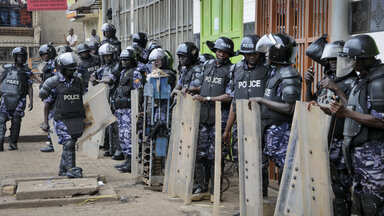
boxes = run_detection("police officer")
[39,44,58,153]
[100,23,121,58]
[330,35,384,216]
[199,53,215,66]
[112,49,143,172]
[190,37,235,202]
[148,48,177,88]
[145,40,162,72]
[39,52,85,178]
[249,33,302,188]
[87,41,100,57]
[172,42,202,96]
[0,47,33,151]
[132,32,149,63]
[77,43,101,92]
[223,35,270,196]
[90,43,122,159]
[305,41,356,216]
[126,44,150,84]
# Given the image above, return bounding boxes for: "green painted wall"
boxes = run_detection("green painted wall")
[200,0,243,63]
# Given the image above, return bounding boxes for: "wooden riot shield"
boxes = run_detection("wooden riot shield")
[236,100,263,216]
[213,101,222,215]
[274,101,333,216]
[164,92,200,204]
[131,90,140,176]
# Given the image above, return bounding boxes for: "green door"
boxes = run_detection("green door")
[200,0,243,63]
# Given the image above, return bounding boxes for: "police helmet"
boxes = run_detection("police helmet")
[12,47,28,63]
[147,40,162,55]
[320,41,344,60]
[256,33,298,65]
[77,43,91,54]
[176,42,199,65]
[339,35,379,59]
[238,35,261,54]
[206,37,236,57]
[57,52,79,71]
[101,23,116,37]
[132,32,148,49]
[87,41,99,51]
[39,44,57,60]
[149,48,172,69]
[199,53,215,64]
[98,43,116,56]
[120,49,137,64]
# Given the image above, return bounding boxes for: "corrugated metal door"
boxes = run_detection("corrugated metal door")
[200,0,243,63]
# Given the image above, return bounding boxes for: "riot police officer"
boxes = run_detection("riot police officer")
[100,23,121,58]
[39,52,85,178]
[191,37,235,202]
[39,44,58,153]
[330,35,384,216]
[77,43,101,92]
[145,40,162,73]
[126,44,150,84]
[87,41,100,57]
[90,43,122,159]
[132,32,149,63]
[112,49,143,172]
[172,42,202,96]
[305,41,356,216]
[199,53,215,66]
[223,34,271,196]
[0,47,33,151]
[148,48,177,88]
[249,33,302,188]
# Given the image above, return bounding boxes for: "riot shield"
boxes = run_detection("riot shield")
[213,101,222,215]
[131,89,140,176]
[274,101,333,216]
[164,92,200,204]
[236,100,263,216]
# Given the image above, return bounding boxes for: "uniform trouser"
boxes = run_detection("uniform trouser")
[351,142,384,216]
[115,108,132,156]
[0,111,22,146]
[108,122,120,154]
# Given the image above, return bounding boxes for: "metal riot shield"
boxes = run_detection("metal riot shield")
[131,89,140,176]
[236,100,263,216]
[274,101,333,216]
[164,92,200,204]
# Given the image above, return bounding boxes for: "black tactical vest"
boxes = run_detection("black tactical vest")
[98,61,120,97]
[343,65,384,146]
[40,61,55,82]
[79,56,100,88]
[261,68,293,124]
[1,65,29,110]
[114,68,135,109]
[180,63,202,89]
[53,77,85,120]
[233,61,270,99]
[199,60,231,126]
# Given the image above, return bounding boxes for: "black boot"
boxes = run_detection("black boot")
[40,137,54,152]
[64,140,83,178]
[8,115,21,150]
[262,167,269,197]
[118,155,132,173]
[114,158,129,168]
[112,150,124,160]
[192,157,209,201]
[58,150,67,176]
[0,114,6,152]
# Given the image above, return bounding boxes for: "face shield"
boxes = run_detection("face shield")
[58,52,80,70]
[256,34,277,53]
[336,55,356,78]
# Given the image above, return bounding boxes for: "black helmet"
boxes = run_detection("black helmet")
[176,42,199,65]
[57,52,79,71]
[149,48,173,69]
[339,34,379,59]
[87,41,99,51]
[101,23,116,37]
[132,32,148,49]
[120,49,137,63]
[321,40,345,60]
[98,43,116,56]
[238,35,261,54]
[12,47,28,63]
[256,33,298,65]
[199,53,215,64]
[64,46,73,52]
[126,43,143,56]
[147,40,162,55]
[206,37,236,56]
[39,44,57,60]
[77,43,91,54]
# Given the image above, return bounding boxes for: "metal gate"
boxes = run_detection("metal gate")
[111,0,193,59]
[255,0,331,181]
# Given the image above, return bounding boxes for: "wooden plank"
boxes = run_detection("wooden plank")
[274,101,333,216]
[236,100,263,216]
[213,101,222,216]
[131,90,140,176]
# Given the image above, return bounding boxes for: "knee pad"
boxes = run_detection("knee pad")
[11,115,21,125]
[361,194,381,216]
[0,113,7,125]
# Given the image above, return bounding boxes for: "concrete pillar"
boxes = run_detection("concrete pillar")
[331,0,349,42]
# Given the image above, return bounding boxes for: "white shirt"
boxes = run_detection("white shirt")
[86,35,100,43]
[66,34,78,47]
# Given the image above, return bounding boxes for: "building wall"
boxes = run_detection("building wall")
[40,10,84,46]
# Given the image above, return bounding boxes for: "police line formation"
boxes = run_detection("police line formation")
[0,22,383,216]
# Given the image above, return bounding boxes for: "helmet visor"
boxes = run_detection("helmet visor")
[336,56,356,78]
[256,34,277,53]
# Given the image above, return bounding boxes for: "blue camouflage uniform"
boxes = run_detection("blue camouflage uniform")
[114,69,143,156]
